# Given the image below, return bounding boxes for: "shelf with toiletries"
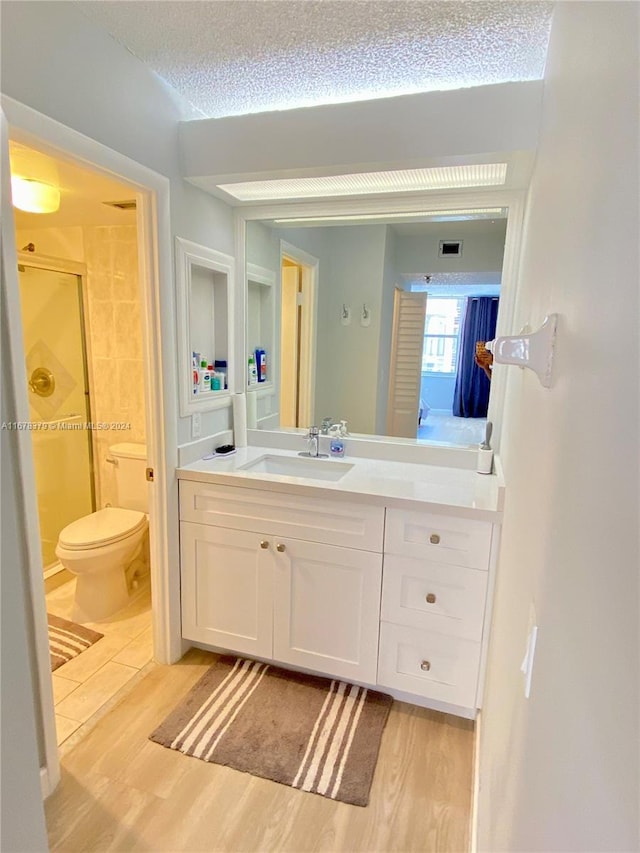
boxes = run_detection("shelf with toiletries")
[247,263,275,392]
[176,237,235,415]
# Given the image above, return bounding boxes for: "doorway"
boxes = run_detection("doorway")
[279,242,318,429]
[2,103,177,797]
[11,140,154,752]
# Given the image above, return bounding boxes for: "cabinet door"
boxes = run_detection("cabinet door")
[272,537,382,683]
[181,522,273,658]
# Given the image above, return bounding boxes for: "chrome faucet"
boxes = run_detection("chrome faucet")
[307,425,320,457]
[298,425,329,459]
[320,417,333,435]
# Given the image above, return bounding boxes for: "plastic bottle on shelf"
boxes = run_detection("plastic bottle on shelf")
[248,354,258,386]
[192,353,200,395]
[200,367,212,393]
[214,360,228,389]
[255,348,267,383]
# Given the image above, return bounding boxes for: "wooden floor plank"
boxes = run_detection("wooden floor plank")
[45,649,474,853]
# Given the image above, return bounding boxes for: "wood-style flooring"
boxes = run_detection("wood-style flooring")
[45,648,475,852]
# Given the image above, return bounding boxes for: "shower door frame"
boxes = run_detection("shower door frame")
[2,95,182,801]
[17,254,98,576]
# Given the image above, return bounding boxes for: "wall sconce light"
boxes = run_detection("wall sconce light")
[341,304,351,326]
[360,303,371,327]
[11,176,60,214]
[486,314,558,388]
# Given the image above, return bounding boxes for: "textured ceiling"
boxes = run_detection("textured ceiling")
[76,0,553,119]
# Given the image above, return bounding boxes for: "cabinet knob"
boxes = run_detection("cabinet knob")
[429,533,441,545]
[260,540,269,549]
[276,543,286,552]
[426,593,436,604]
[420,660,431,672]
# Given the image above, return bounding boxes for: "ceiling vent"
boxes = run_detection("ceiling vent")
[102,199,137,210]
[439,240,463,258]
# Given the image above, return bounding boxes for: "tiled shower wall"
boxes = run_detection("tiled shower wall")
[83,226,146,508]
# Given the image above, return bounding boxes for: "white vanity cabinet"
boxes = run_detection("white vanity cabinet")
[178,474,499,718]
[179,481,384,683]
[377,509,494,709]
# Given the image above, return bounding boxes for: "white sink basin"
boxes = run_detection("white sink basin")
[239,454,353,481]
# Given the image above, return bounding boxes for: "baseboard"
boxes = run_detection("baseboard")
[470,709,481,852]
[40,764,57,799]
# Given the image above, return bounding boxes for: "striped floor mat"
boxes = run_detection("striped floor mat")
[150,656,392,807]
[48,614,104,672]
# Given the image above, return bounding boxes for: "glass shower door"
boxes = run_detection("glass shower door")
[18,264,95,571]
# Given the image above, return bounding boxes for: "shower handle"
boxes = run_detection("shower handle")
[29,367,55,398]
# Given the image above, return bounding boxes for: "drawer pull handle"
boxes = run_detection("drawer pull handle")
[429,533,441,545]
[260,540,269,549]
[420,660,431,672]
[276,543,286,552]
[426,593,436,604]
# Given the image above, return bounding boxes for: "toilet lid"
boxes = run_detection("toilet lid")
[58,507,147,550]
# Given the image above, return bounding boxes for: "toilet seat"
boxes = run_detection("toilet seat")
[58,507,147,551]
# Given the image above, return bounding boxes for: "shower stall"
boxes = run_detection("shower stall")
[17,256,96,573]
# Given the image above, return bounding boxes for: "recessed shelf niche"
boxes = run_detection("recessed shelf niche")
[176,237,235,415]
[247,262,276,389]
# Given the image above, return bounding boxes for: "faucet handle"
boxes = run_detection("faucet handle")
[308,425,319,437]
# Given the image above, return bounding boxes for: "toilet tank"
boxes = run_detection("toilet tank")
[109,443,148,512]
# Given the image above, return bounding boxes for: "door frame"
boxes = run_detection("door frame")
[279,241,319,428]
[1,95,181,797]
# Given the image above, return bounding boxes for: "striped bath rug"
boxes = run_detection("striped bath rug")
[150,656,392,806]
[48,614,104,672]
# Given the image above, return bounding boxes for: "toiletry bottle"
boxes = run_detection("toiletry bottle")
[200,365,212,393]
[215,359,228,389]
[256,348,266,382]
[330,437,345,458]
[248,354,258,386]
[192,354,200,395]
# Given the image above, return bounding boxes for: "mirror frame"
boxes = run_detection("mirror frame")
[234,189,526,455]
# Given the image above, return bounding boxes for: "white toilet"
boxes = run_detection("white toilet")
[56,443,148,623]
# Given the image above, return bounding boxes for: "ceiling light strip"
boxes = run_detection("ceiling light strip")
[218,164,508,201]
[273,208,505,225]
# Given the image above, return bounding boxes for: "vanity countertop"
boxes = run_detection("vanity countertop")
[177,446,504,521]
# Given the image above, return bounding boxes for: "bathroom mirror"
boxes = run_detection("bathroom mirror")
[239,194,522,451]
[175,237,235,416]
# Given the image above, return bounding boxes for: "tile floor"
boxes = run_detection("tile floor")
[45,576,153,748]
[417,410,487,446]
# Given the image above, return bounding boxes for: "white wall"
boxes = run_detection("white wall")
[1,0,236,447]
[179,81,544,188]
[394,219,506,275]
[478,4,639,850]
[1,320,49,852]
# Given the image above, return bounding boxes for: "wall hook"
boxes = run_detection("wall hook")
[487,314,558,388]
[360,303,371,327]
[341,304,351,326]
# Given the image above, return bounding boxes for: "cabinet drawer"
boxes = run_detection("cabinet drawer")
[381,555,488,640]
[377,622,481,709]
[385,508,492,569]
[180,480,384,551]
